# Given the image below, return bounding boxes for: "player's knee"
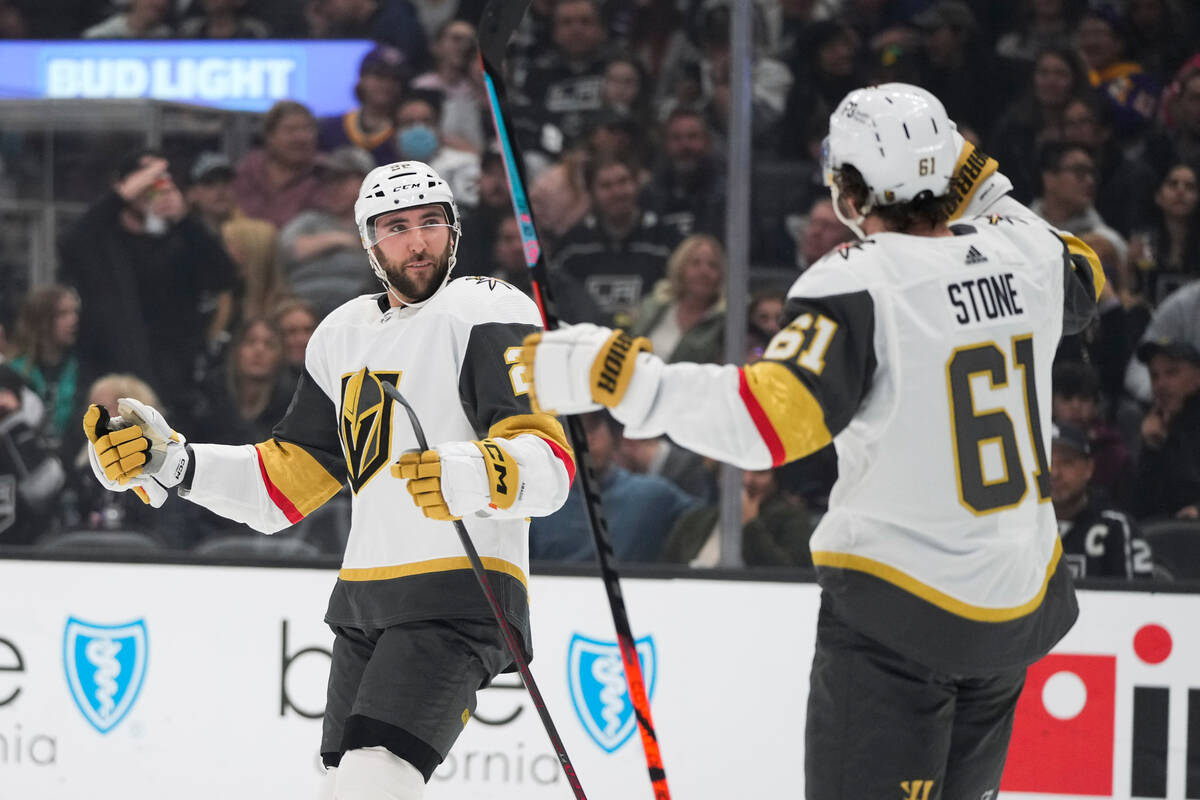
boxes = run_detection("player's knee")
[334,746,425,800]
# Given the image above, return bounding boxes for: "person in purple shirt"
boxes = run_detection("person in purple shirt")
[318,45,409,166]
[232,101,323,229]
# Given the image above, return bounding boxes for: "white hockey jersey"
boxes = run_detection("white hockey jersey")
[180,277,575,643]
[619,204,1103,674]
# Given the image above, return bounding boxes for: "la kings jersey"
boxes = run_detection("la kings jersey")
[180,277,575,652]
[619,205,1103,675]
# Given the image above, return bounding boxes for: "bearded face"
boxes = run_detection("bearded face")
[375,235,454,303]
[368,205,456,303]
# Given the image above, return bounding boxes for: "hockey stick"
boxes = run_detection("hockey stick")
[381,380,588,800]
[476,4,672,798]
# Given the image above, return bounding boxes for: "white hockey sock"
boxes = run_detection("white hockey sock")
[334,746,425,800]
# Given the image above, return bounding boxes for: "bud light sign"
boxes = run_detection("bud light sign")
[0,41,374,115]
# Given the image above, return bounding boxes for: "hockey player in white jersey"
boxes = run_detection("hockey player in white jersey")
[82,161,575,799]
[520,84,1105,799]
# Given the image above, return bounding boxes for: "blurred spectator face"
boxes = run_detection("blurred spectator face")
[1062,99,1101,147]
[817,31,857,77]
[478,159,510,209]
[743,469,777,502]
[603,60,641,109]
[493,216,526,276]
[323,0,367,22]
[1033,52,1075,109]
[553,0,605,61]
[52,292,80,349]
[922,24,961,67]
[750,295,784,335]
[188,175,236,224]
[278,307,317,367]
[265,110,318,169]
[236,320,283,382]
[588,122,634,160]
[590,162,638,224]
[358,69,403,112]
[324,172,366,217]
[1155,165,1199,221]
[1050,442,1093,511]
[0,0,26,37]
[802,199,850,265]
[664,114,710,173]
[435,21,477,70]
[1032,0,1063,19]
[1042,148,1096,214]
[1052,390,1098,428]
[1175,75,1200,136]
[1076,17,1123,72]
[396,99,442,160]
[203,0,240,14]
[133,0,169,23]
[1129,0,1166,31]
[582,412,616,471]
[677,240,723,303]
[1149,353,1200,417]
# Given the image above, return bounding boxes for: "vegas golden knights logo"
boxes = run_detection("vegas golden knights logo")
[900,779,934,800]
[340,368,402,493]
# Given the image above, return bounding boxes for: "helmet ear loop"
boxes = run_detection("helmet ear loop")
[831,181,871,241]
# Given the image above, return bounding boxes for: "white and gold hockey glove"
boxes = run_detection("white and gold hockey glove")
[392,439,524,521]
[82,404,168,507]
[518,323,663,423]
[87,397,190,490]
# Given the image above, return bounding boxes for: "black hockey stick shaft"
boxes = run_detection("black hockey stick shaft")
[477,4,671,798]
[381,380,587,800]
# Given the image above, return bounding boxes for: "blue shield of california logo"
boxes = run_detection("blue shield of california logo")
[63,617,148,734]
[567,633,657,753]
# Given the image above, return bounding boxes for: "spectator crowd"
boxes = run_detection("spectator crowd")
[0,0,1198,578]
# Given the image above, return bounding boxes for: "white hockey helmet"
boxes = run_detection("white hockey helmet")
[823,83,958,234]
[354,160,462,300]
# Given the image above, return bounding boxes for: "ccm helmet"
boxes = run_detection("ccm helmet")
[823,83,958,237]
[354,160,462,303]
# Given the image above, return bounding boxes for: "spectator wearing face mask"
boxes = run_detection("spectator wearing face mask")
[394,91,481,208]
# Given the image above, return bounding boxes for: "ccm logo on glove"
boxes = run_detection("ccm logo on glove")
[476,438,520,510]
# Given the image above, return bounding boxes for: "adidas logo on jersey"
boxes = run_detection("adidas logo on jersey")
[965,245,988,265]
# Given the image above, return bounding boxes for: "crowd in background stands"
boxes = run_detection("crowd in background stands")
[0,0,1198,576]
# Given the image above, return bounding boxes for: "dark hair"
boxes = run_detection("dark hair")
[400,88,445,121]
[262,100,315,137]
[1052,360,1100,400]
[112,147,166,183]
[835,164,951,232]
[582,154,635,192]
[1037,139,1092,175]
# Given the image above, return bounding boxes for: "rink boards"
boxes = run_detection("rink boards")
[0,558,1197,799]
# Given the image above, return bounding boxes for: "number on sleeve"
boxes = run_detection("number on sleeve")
[763,313,840,375]
[504,346,529,396]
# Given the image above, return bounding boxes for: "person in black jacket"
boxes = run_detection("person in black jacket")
[1051,422,1153,579]
[57,149,238,428]
[1133,338,1200,520]
[552,156,680,322]
[0,364,64,547]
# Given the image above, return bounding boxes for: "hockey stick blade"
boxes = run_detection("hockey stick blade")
[382,380,588,800]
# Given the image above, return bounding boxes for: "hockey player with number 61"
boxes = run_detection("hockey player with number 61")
[520,84,1106,798]
[81,161,575,800]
